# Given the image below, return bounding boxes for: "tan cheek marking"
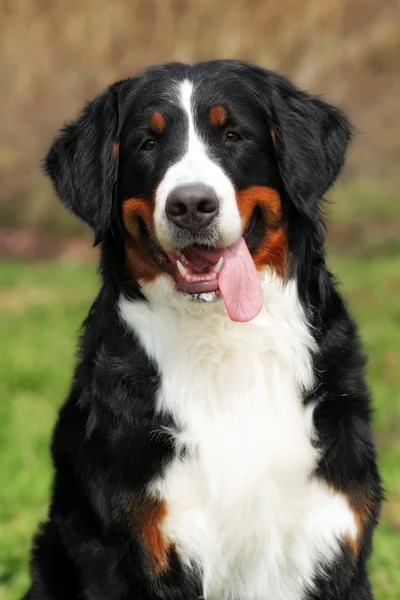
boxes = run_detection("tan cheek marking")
[254,228,287,276]
[237,186,282,226]
[123,198,154,239]
[209,105,228,127]
[237,186,287,276]
[151,111,165,134]
[122,198,161,283]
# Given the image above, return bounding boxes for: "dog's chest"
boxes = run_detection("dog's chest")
[119,280,354,599]
[152,322,318,599]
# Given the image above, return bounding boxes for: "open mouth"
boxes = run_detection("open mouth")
[164,209,259,295]
[168,247,223,294]
[149,210,264,322]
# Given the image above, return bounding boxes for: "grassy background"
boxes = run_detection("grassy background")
[0,227,399,599]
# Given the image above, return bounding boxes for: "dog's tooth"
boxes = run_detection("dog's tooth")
[177,260,188,277]
[180,253,188,264]
[214,256,224,273]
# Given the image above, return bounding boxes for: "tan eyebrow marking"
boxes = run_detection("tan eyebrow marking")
[209,105,228,127]
[150,111,166,134]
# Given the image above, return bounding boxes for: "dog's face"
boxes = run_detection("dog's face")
[45,61,351,322]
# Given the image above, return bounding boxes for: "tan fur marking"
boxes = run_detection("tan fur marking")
[112,140,119,156]
[346,496,375,559]
[270,122,277,144]
[237,186,287,276]
[209,105,228,127]
[325,482,377,560]
[122,197,161,283]
[151,111,166,134]
[123,198,154,239]
[140,499,169,572]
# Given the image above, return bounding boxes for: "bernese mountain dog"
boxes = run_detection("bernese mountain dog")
[24,60,382,600]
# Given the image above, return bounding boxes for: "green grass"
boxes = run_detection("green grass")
[0,254,399,599]
[0,261,98,597]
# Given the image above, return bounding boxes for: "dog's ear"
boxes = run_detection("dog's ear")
[269,75,352,219]
[44,81,123,244]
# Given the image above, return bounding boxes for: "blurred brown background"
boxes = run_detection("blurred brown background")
[1,0,399,240]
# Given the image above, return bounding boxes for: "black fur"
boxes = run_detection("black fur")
[24,60,381,599]
[44,80,124,243]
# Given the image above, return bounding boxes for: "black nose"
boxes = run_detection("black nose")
[165,184,219,234]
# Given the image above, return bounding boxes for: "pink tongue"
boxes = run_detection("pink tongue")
[190,238,263,322]
[218,237,263,322]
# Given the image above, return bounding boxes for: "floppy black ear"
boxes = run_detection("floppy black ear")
[270,76,352,219]
[44,82,122,244]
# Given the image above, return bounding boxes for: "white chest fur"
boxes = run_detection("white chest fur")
[119,274,357,600]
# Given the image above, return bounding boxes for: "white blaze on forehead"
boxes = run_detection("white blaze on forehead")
[154,79,241,251]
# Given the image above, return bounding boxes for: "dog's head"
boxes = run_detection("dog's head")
[45,60,351,322]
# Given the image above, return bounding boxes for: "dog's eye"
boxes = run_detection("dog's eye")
[141,139,156,151]
[225,131,242,144]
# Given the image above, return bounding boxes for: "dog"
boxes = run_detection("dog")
[24,60,382,600]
